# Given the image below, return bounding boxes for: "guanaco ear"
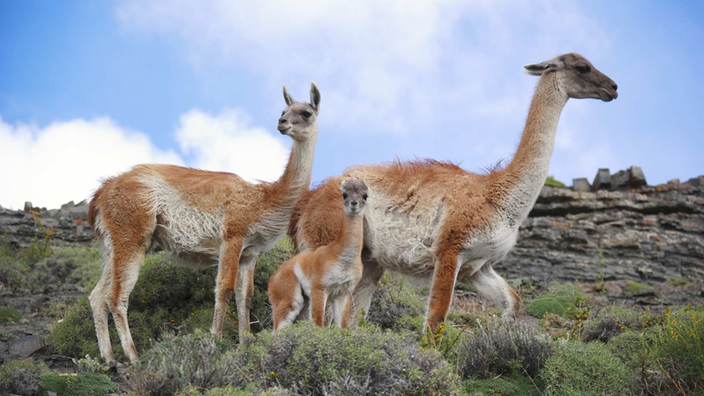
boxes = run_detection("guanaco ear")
[283,85,296,106]
[310,82,321,112]
[523,61,557,76]
[340,180,347,192]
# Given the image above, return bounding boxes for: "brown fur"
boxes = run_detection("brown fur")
[88,83,321,363]
[271,182,367,330]
[290,54,617,330]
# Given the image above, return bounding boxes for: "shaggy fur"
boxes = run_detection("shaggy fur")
[290,53,618,330]
[88,83,322,363]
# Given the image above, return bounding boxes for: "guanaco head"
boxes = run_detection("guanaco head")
[278,82,321,141]
[341,180,368,216]
[524,53,618,102]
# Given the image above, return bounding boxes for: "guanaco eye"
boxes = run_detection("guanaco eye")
[281,111,285,116]
[575,65,591,74]
[301,111,312,118]
[342,193,348,199]
[362,194,368,200]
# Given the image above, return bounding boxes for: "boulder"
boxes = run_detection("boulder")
[630,166,647,188]
[685,176,704,187]
[23,201,33,213]
[611,170,630,190]
[572,178,591,192]
[3,336,45,360]
[592,168,611,191]
[667,179,680,187]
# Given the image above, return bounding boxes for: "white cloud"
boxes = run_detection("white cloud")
[116,0,611,138]
[0,111,289,210]
[175,109,289,183]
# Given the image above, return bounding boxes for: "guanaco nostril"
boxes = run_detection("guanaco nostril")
[279,118,286,124]
[351,201,358,206]
[611,83,618,91]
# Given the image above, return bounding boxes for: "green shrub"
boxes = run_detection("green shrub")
[457,321,554,380]
[367,274,425,331]
[127,332,234,395]
[545,176,566,188]
[666,277,689,287]
[40,372,118,396]
[464,376,539,396]
[525,294,574,319]
[606,331,653,371]
[625,280,651,293]
[0,306,21,323]
[49,240,295,360]
[644,307,704,393]
[540,341,635,396]
[237,323,460,395]
[33,246,103,289]
[0,360,43,396]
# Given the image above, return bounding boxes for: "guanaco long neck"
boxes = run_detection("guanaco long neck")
[498,73,568,225]
[259,131,317,237]
[329,213,364,264]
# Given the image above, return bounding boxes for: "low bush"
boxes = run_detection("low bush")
[540,341,635,396]
[40,372,118,396]
[246,323,460,395]
[457,321,554,380]
[50,240,295,360]
[463,376,539,396]
[0,360,43,396]
[0,306,21,323]
[366,274,425,331]
[525,294,574,319]
[606,331,652,371]
[129,324,460,395]
[127,332,234,395]
[644,307,704,394]
[545,176,566,188]
[625,280,651,293]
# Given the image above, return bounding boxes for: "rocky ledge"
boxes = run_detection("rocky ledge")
[2,169,703,284]
[496,183,704,284]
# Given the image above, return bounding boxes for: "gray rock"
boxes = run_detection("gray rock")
[23,201,33,213]
[630,166,647,187]
[685,175,704,187]
[572,178,591,192]
[667,178,680,187]
[592,168,611,191]
[611,170,630,190]
[7,335,44,359]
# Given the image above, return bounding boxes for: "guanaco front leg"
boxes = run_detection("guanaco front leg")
[235,255,256,338]
[310,285,328,327]
[332,292,353,328]
[426,251,460,331]
[211,238,243,337]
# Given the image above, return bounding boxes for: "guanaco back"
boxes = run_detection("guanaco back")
[269,180,368,330]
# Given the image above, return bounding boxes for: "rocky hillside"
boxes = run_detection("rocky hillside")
[2,169,702,284]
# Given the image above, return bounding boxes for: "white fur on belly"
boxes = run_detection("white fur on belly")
[364,190,445,277]
[140,173,222,255]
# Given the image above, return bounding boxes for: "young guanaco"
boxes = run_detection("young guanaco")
[269,180,368,330]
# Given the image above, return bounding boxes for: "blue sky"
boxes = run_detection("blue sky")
[1,1,702,209]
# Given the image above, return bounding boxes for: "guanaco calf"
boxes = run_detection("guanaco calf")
[269,180,368,330]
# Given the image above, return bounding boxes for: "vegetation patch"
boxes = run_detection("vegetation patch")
[540,341,635,396]
[0,360,43,396]
[366,274,425,331]
[525,294,574,319]
[40,372,118,396]
[463,376,539,396]
[625,280,651,293]
[50,240,295,360]
[457,321,554,380]
[544,176,566,188]
[0,306,21,323]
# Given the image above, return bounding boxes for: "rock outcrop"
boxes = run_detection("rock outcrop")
[496,183,704,284]
[2,170,703,284]
[0,200,92,247]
